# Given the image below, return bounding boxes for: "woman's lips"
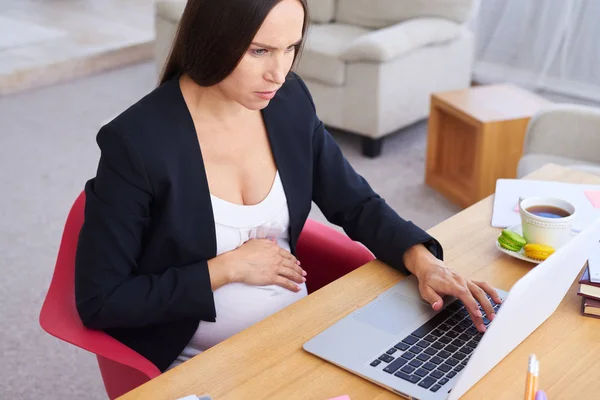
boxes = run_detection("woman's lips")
[255,90,277,100]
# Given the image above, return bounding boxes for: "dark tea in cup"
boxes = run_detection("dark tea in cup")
[525,205,571,219]
[519,197,576,248]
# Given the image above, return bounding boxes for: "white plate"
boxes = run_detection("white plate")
[495,225,577,264]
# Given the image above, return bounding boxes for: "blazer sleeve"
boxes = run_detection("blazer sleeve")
[75,125,216,330]
[297,80,443,275]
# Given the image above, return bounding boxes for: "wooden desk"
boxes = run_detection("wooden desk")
[119,164,600,400]
[425,84,551,208]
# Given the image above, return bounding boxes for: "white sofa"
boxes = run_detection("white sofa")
[297,0,477,157]
[517,104,600,178]
[154,0,477,157]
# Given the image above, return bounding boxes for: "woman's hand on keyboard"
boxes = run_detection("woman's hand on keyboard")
[403,244,503,333]
[220,238,307,292]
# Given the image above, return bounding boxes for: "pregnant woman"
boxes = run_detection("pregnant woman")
[75,0,500,372]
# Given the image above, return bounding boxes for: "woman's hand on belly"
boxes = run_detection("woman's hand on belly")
[215,238,307,292]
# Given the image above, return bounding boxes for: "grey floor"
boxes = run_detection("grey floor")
[0,61,595,399]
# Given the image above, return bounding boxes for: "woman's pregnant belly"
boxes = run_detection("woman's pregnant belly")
[188,281,308,351]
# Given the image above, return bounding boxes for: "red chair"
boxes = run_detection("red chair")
[39,192,374,398]
[39,192,161,399]
[296,219,375,293]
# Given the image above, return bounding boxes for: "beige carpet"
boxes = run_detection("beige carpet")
[1,61,596,399]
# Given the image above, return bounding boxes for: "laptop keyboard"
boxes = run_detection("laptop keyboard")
[369,296,501,393]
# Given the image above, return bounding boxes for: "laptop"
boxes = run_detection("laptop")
[303,217,600,400]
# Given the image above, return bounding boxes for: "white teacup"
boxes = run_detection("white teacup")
[518,197,576,248]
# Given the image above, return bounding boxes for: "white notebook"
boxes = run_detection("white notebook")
[589,241,600,283]
[491,179,600,232]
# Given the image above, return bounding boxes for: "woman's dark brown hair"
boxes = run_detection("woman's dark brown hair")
[159,0,309,86]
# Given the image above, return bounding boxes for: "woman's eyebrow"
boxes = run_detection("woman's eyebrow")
[251,39,302,50]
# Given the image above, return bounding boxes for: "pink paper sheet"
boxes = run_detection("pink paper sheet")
[584,190,600,208]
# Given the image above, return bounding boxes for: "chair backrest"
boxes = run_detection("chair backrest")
[39,191,160,399]
[296,219,375,294]
[334,0,476,29]
[523,104,600,164]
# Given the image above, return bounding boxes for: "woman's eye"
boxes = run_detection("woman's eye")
[286,45,297,52]
[252,49,268,56]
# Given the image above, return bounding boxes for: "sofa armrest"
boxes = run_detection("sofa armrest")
[340,18,463,63]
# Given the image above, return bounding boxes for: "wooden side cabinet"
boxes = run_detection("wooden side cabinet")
[425,84,551,208]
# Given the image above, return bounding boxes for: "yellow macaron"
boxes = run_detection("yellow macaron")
[523,243,555,261]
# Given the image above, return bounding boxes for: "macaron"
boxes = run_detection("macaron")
[524,243,555,261]
[497,229,526,252]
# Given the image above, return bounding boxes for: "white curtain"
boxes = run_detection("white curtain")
[471,0,600,102]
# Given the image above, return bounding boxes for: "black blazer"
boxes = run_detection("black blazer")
[75,73,443,372]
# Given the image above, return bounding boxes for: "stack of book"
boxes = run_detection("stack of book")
[578,260,600,319]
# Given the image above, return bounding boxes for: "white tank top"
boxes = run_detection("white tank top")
[168,171,308,370]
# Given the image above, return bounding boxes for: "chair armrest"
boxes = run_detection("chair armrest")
[340,18,462,63]
[524,104,600,165]
[296,219,374,293]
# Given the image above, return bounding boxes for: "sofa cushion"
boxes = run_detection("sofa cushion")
[155,1,186,23]
[341,18,462,62]
[307,0,337,23]
[336,0,476,29]
[296,23,370,86]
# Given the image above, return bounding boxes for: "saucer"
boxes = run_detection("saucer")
[495,224,577,264]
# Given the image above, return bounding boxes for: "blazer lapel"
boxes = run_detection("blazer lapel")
[262,98,311,255]
[167,76,218,260]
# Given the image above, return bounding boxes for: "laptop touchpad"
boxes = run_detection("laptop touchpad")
[354,291,432,335]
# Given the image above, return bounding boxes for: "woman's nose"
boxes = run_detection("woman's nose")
[265,56,287,84]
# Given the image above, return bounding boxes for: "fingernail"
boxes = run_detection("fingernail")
[490,313,496,321]
[476,310,483,318]
[297,260,301,265]
[302,277,306,282]
[296,286,301,291]
[302,270,307,276]
[432,301,439,309]
[479,324,486,332]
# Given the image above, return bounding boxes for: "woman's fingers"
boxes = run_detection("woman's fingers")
[474,280,502,305]
[276,247,295,259]
[278,248,306,275]
[416,263,498,333]
[281,258,305,281]
[468,281,495,323]
[450,285,485,332]
[273,275,301,292]
[419,283,444,311]
[275,258,305,284]
[278,247,296,261]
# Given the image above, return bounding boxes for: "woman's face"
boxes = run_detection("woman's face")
[218,0,305,110]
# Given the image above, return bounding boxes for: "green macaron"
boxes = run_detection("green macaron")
[497,229,526,252]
